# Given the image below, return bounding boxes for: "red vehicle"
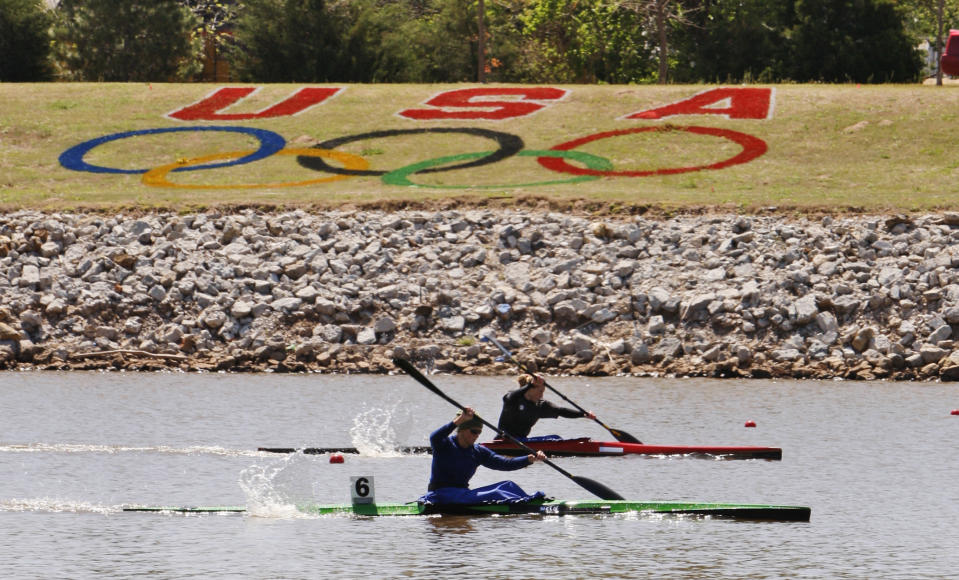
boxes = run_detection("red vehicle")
[941,30,959,76]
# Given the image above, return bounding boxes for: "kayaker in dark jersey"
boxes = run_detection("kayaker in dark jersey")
[420,407,547,505]
[497,374,596,439]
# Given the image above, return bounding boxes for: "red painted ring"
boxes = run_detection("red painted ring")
[540,125,767,177]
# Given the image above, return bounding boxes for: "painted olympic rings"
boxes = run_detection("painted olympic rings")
[58,126,286,175]
[381,149,613,189]
[60,124,769,187]
[142,148,369,189]
[539,126,768,177]
[297,128,524,177]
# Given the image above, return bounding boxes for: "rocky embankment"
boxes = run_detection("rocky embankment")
[3,208,959,380]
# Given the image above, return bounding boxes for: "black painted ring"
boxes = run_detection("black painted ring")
[296,127,524,177]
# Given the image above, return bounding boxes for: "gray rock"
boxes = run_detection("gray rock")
[928,324,952,344]
[630,342,651,364]
[647,287,671,313]
[652,338,684,360]
[771,348,802,362]
[816,311,838,333]
[271,297,302,312]
[356,328,377,345]
[202,310,227,329]
[920,344,948,363]
[314,324,342,343]
[373,317,396,333]
[648,315,666,334]
[20,265,40,287]
[231,301,253,318]
[793,295,819,325]
[440,316,465,332]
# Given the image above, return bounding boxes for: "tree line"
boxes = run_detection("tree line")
[2,0,956,84]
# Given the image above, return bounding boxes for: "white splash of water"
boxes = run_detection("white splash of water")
[238,454,318,518]
[0,442,262,457]
[348,400,415,456]
[0,498,119,515]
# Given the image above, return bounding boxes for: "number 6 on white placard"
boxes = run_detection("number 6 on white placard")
[350,476,374,504]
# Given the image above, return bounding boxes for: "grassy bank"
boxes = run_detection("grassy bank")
[2,83,958,213]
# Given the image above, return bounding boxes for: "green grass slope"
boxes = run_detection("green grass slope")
[1,83,958,212]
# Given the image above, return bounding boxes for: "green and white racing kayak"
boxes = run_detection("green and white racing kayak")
[124,499,811,521]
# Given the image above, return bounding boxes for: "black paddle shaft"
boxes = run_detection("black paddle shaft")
[393,357,624,501]
[481,334,642,444]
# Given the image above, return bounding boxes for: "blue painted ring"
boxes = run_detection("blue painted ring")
[58,126,287,174]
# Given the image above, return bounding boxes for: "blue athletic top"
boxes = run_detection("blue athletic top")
[427,421,531,491]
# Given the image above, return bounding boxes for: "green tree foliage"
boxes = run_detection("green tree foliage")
[517,0,655,83]
[52,0,201,81]
[892,0,959,44]
[182,0,238,41]
[231,0,350,82]
[891,0,959,76]
[337,0,425,82]
[788,0,922,82]
[405,0,478,81]
[676,0,791,83]
[38,0,918,84]
[610,1,699,84]
[181,0,241,79]
[0,0,53,81]
[231,0,523,83]
[674,0,921,83]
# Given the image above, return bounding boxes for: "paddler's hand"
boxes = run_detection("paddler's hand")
[454,407,476,426]
[584,411,596,420]
[527,450,547,464]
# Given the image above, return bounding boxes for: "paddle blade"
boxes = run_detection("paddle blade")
[393,357,469,418]
[572,476,625,501]
[394,358,441,396]
[608,427,642,444]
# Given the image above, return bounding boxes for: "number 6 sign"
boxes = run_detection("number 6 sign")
[350,476,375,504]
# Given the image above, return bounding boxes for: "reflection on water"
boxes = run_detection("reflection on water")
[424,514,476,535]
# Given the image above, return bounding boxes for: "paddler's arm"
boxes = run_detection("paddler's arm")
[479,448,546,471]
[543,400,596,420]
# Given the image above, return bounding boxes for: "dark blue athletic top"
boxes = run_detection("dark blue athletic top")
[427,421,530,491]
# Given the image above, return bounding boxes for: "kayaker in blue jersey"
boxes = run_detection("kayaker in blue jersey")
[497,373,596,440]
[419,407,547,505]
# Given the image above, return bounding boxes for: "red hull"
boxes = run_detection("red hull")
[481,437,781,460]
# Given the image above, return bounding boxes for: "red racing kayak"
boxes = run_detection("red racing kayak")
[258,437,781,460]
[481,437,781,460]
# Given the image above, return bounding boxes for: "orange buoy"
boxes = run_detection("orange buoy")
[744,420,757,428]
[329,453,345,463]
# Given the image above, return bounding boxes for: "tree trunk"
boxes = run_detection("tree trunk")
[936,0,944,86]
[477,0,486,83]
[657,0,668,84]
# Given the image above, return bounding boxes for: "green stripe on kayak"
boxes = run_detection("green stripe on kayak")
[300,500,811,521]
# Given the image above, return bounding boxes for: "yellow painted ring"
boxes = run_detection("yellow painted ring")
[141,148,369,189]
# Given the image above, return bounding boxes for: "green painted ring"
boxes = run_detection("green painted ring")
[381,149,613,189]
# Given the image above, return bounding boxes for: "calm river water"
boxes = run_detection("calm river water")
[1,370,956,579]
